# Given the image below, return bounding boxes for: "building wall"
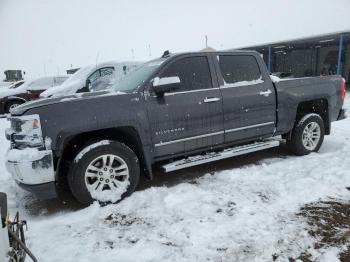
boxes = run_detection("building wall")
[242,33,350,84]
[343,43,350,82]
[317,45,339,75]
[273,49,318,77]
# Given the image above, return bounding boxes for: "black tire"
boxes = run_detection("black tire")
[68,141,140,205]
[5,100,23,113]
[287,113,325,156]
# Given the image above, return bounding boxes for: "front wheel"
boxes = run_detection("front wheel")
[68,141,140,205]
[287,113,325,156]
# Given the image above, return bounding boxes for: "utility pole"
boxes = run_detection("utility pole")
[205,35,208,48]
[95,51,100,67]
[148,44,152,57]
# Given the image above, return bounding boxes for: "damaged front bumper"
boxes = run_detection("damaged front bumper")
[5,149,57,199]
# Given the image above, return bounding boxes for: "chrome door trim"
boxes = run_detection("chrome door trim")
[225,122,275,133]
[154,121,275,147]
[155,131,224,147]
[149,87,221,98]
[164,87,221,96]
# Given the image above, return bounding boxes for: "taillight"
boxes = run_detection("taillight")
[340,78,346,101]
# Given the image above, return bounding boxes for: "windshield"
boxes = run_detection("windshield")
[12,79,33,90]
[111,58,166,92]
[9,81,24,89]
[62,65,94,85]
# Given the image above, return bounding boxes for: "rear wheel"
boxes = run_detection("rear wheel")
[68,141,140,205]
[287,113,325,155]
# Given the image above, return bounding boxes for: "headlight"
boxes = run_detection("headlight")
[6,114,43,147]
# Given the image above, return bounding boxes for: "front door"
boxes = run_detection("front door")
[215,54,276,143]
[146,55,224,157]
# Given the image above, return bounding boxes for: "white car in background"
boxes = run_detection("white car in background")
[0,76,68,114]
[0,82,13,89]
[0,80,25,90]
[40,61,140,98]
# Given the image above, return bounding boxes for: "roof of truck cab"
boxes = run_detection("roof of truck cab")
[165,50,260,58]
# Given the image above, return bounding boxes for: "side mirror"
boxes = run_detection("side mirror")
[77,79,90,93]
[152,76,180,96]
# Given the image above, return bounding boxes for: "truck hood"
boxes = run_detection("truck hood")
[10,90,126,116]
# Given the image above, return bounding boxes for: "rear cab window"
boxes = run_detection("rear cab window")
[217,55,263,87]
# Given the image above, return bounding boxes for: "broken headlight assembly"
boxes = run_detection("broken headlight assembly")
[5,114,43,147]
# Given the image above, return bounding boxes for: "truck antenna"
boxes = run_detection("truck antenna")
[162,50,170,58]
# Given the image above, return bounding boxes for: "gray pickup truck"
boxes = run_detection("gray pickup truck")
[5,51,346,205]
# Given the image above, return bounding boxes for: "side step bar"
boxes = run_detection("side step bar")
[162,139,281,172]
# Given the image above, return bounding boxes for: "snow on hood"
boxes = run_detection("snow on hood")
[40,79,84,98]
[0,83,27,99]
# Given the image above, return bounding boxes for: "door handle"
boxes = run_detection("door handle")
[203,97,220,103]
[259,89,272,97]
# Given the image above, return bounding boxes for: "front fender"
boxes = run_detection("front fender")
[23,93,154,173]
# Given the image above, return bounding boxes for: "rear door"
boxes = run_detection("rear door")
[146,54,224,157]
[215,53,276,143]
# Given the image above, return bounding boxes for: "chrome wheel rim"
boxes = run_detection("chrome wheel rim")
[302,122,321,151]
[84,154,130,202]
[9,104,19,110]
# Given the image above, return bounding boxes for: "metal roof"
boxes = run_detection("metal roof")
[229,30,350,51]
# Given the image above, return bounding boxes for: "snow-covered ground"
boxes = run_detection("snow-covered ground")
[0,96,350,262]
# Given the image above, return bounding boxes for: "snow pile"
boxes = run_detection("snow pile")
[90,180,130,204]
[0,95,349,261]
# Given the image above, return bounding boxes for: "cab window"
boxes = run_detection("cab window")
[159,56,212,92]
[218,55,261,84]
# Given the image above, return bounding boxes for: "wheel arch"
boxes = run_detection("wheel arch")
[283,98,330,140]
[4,97,26,111]
[56,126,152,187]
